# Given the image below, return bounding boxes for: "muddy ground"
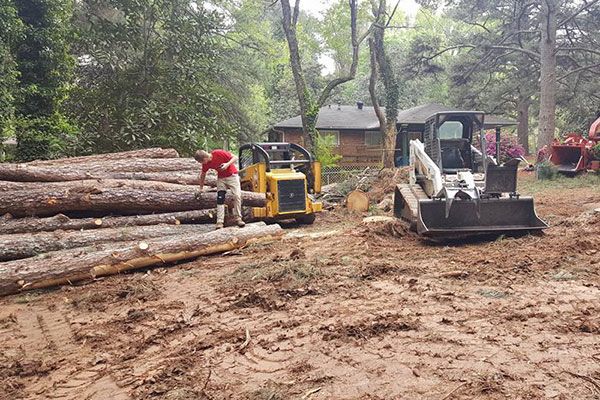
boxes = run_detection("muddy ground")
[1,172,599,400]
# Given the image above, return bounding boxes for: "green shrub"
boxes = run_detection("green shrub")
[536,161,558,180]
[314,131,342,168]
[590,143,600,161]
[15,115,77,161]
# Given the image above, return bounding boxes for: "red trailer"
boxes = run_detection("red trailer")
[549,116,600,174]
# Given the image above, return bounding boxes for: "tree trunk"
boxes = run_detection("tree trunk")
[517,95,531,155]
[0,187,266,217]
[368,37,387,153]
[0,178,215,192]
[0,224,214,262]
[369,1,398,169]
[0,210,216,235]
[537,0,558,151]
[280,0,314,151]
[0,158,199,181]
[280,0,370,153]
[0,222,283,296]
[27,148,179,166]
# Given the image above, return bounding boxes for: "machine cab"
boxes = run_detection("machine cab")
[423,112,486,174]
[238,142,321,194]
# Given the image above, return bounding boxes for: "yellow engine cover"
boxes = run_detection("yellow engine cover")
[240,164,322,220]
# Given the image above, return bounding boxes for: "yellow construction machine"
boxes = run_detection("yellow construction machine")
[238,142,322,224]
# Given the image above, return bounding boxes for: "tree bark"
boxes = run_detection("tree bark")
[280,0,314,150]
[280,0,374,152]
[0,187,266,217]
[0,158,199,181]
[0,169,213,185]
[369,38,387,141]
[0,178,215,192]
[0,222,283,296]
[0,210,216,235]
[537,0,558,151]
[369,0,398,168]
[0,224,213,262]
[517,95,531,155]
[27,148,179,166]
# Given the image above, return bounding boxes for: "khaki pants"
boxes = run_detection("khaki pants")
[216,175,242,224]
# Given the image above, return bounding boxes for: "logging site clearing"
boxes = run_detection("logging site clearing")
[1,170,599,400]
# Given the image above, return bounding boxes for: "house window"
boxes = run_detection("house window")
[319,130,340,146]
[365,131,383,147]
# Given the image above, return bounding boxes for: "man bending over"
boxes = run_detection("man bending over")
[194,149,245,229]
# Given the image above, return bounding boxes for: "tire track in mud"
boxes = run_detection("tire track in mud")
[6,305,131,400]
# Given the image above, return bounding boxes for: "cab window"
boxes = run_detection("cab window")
[438,121,464,139]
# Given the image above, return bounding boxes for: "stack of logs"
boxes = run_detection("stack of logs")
[0,148,282,297]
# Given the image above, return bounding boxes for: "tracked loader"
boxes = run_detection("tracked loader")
[394,112,548,238]
[238,142,322,224]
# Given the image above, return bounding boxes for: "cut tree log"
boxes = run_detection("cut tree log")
[346,190,370,212]
[0,171,215,186]
[0,178,214,192]
[0,210,216,235]
[0,224,214,261]
[0,222,283,296]
[0,158,199,181]
[0,187,266,217]
[27,148,180,166]
[108,171,215,186]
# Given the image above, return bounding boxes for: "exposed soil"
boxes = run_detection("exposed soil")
[1,172,599,399]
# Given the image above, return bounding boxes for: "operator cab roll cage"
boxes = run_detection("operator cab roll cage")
[239,142,317,191]
[424,111,486,174]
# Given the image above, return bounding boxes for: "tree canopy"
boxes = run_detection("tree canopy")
[0,0,598,160]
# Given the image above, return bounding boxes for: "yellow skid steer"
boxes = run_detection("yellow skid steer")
[239,142,322,224]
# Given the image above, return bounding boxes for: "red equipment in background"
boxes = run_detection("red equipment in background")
[549,116,600,174]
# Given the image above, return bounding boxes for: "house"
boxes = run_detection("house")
[270,102,515,166]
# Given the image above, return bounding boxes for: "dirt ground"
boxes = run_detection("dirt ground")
[1,172,599,400]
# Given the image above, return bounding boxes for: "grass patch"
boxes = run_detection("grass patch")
[519,172,600,194]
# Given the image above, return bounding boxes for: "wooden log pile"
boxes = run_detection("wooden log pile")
[0,148,281,297]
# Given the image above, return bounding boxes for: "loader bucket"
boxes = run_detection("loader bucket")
[550,145,586,173]
[417,197,548,238]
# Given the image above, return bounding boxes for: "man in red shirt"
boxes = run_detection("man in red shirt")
[194,149,245,229]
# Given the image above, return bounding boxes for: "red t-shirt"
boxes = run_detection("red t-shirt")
[202,149,238,178]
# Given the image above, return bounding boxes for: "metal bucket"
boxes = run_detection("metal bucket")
[550,145,586,173]
[417,197,548,238]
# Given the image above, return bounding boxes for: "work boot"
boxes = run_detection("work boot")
[215,204,225,230]
[236,218,246,228]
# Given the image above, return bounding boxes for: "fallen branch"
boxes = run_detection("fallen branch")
[301,387,322,399]
[440,382,468,400]
[238,327,251,352]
